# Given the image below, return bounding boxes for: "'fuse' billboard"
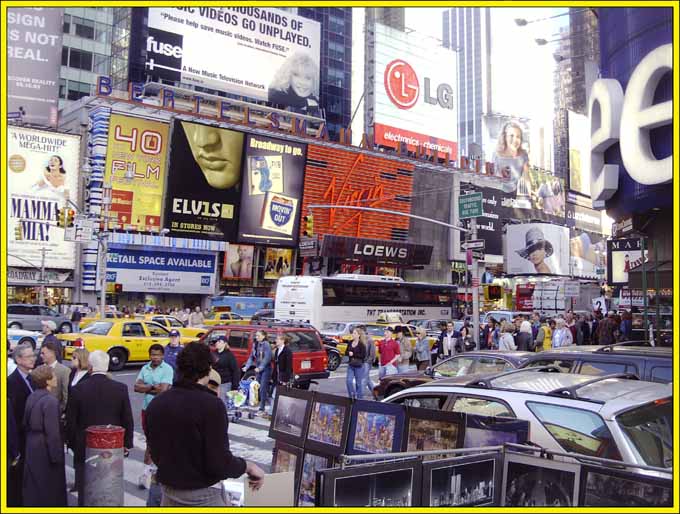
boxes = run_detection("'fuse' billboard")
[8,127,81,269]
[163,120,245,241]
[146,7,321,115]
[105,115,169,231]
[505,223,569,276]
[372,23,458,160]
[237,134,306,246]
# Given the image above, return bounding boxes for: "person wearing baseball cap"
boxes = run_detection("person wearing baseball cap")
[39,319,63,364]
[164,329,183,374]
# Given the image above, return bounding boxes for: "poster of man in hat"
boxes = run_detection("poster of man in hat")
[505,223,569,276]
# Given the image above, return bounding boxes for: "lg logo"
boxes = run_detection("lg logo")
[384,59,419,109]
[383,59,455,111]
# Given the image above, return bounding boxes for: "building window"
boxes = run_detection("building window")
[62,46,69,66]
[94,53,110,74]
[95,21,111,44]
[74,16,95,39]
[66,80,90,101]
[68,48,93,71]
[63,14,71,34]
[59,78,67,99]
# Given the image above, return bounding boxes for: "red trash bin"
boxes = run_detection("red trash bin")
[84,425,125,506]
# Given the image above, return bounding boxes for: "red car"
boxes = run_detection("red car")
[199,321,330,389]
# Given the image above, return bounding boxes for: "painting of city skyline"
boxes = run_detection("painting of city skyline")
[269,387,313,447]
[346,399,406,455]
[319,459,421,507]
[464,415,529,449]
[580,466,672,507]
[427,457,497,507]
[402,406,465,458]
[305,393,352,455]
[503,453,580,507]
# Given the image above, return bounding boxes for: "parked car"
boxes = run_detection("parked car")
[520,343,672,383]
[58,320,196,371]
[320,321,367,345]
[319,335,343,372]
[373,351,534,400]
[384,368,672,472]
[141,314,207,338]
[249,309,275,322]
[480,310,524,327]
[8,328,44,351]
[199,321,330,389]
[203,311,250,327]
[7,304,73,333]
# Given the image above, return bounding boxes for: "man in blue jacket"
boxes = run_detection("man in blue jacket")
[242,330,273,416]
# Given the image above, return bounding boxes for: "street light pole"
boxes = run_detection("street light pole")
[99,181,112,320]
[39,246,47,305]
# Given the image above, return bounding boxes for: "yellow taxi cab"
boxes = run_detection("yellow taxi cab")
[79,311,125,329]
[58,319,196,371]
[141,314,207,338]
[338,323,436,360]
[202,311,250,327]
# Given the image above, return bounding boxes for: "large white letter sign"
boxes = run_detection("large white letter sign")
[619,44,672,185]
[589,79,623,204]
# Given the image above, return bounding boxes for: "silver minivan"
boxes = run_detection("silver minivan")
[7,304,73,333]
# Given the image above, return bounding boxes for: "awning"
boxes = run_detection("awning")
[627,260,672,289]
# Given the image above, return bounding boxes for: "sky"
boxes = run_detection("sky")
[405,7,570,167]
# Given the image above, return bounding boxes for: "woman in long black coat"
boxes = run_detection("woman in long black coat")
[22,365,67,506]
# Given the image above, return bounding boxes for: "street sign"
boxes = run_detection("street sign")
[458,192,483,219]
[471,250,485,260]
[298,237,318,257]
[461,239,485,250]
[564,281,580,297]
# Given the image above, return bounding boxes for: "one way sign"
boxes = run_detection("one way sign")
[461,239,485,250]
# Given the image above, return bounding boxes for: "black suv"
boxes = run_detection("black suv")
[520,342,672,383]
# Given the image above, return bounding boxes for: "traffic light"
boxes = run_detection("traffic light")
[56,207,66,228]
[114,283,123,293]
[14,224,23,241]
[303,214,314,237]
[66,209,76,228]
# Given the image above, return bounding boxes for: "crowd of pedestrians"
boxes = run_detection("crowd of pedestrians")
[6,335,265,507]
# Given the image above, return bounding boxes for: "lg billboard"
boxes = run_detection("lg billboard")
[146,7,321,115]
[371,23,458,160]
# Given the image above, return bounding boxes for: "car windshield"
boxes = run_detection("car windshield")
[366,325,388,337]
[81,321,112,335]
[616,398,673,468]
[322,322,347,332]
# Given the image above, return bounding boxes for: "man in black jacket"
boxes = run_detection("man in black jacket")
[270,333,293,414]
[145,342,264,506]
[7,342,36,506]
[65,350,134,506]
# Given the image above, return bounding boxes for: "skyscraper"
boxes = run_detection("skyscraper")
[442,7,492,159]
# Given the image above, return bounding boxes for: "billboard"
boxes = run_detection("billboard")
[483,115,565,222]
[146,7,321,114]
[567,110,590,197]
[8,8,64,127]
[607,238,647,285]
[299,145,415,241]
[237,134,306,246]
[104,246,216,294]
[163,120,245,241]
[8,127,80,269]
[570,230,607,279]
[223,244,254,279]
[505,223,569,276]
[372,23,458,160]
[105,115,169,231]
[264,248,293,279]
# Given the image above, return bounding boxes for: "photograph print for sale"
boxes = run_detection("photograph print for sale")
[428,458,496,507]
[307,401,345,448]
[581,466,672,507]
[503,454,579,507]
[272,394,308,438]
[353,411,397,454]
[333,467,415,507]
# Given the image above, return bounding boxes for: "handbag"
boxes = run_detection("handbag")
[349,357,363,368]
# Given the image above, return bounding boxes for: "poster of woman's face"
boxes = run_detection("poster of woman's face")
[505,223,569,276]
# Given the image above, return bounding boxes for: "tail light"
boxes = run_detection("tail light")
[72,338,84,347]
[323,355,328,367]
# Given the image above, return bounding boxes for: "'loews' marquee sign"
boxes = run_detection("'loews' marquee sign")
[320,235,433,265]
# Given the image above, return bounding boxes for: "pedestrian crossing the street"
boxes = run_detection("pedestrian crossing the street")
[65,415,274,507]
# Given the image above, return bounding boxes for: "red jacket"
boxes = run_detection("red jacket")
[379,338,400,366]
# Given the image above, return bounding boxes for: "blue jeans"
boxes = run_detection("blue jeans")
[257,368,271,411]
[397,363,410,374]
[346,364,365,400]
[379,363,397,378]
[363,362,374,396]
[147,480,162,507]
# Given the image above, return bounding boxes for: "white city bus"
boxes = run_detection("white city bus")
[275,274,456,329]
